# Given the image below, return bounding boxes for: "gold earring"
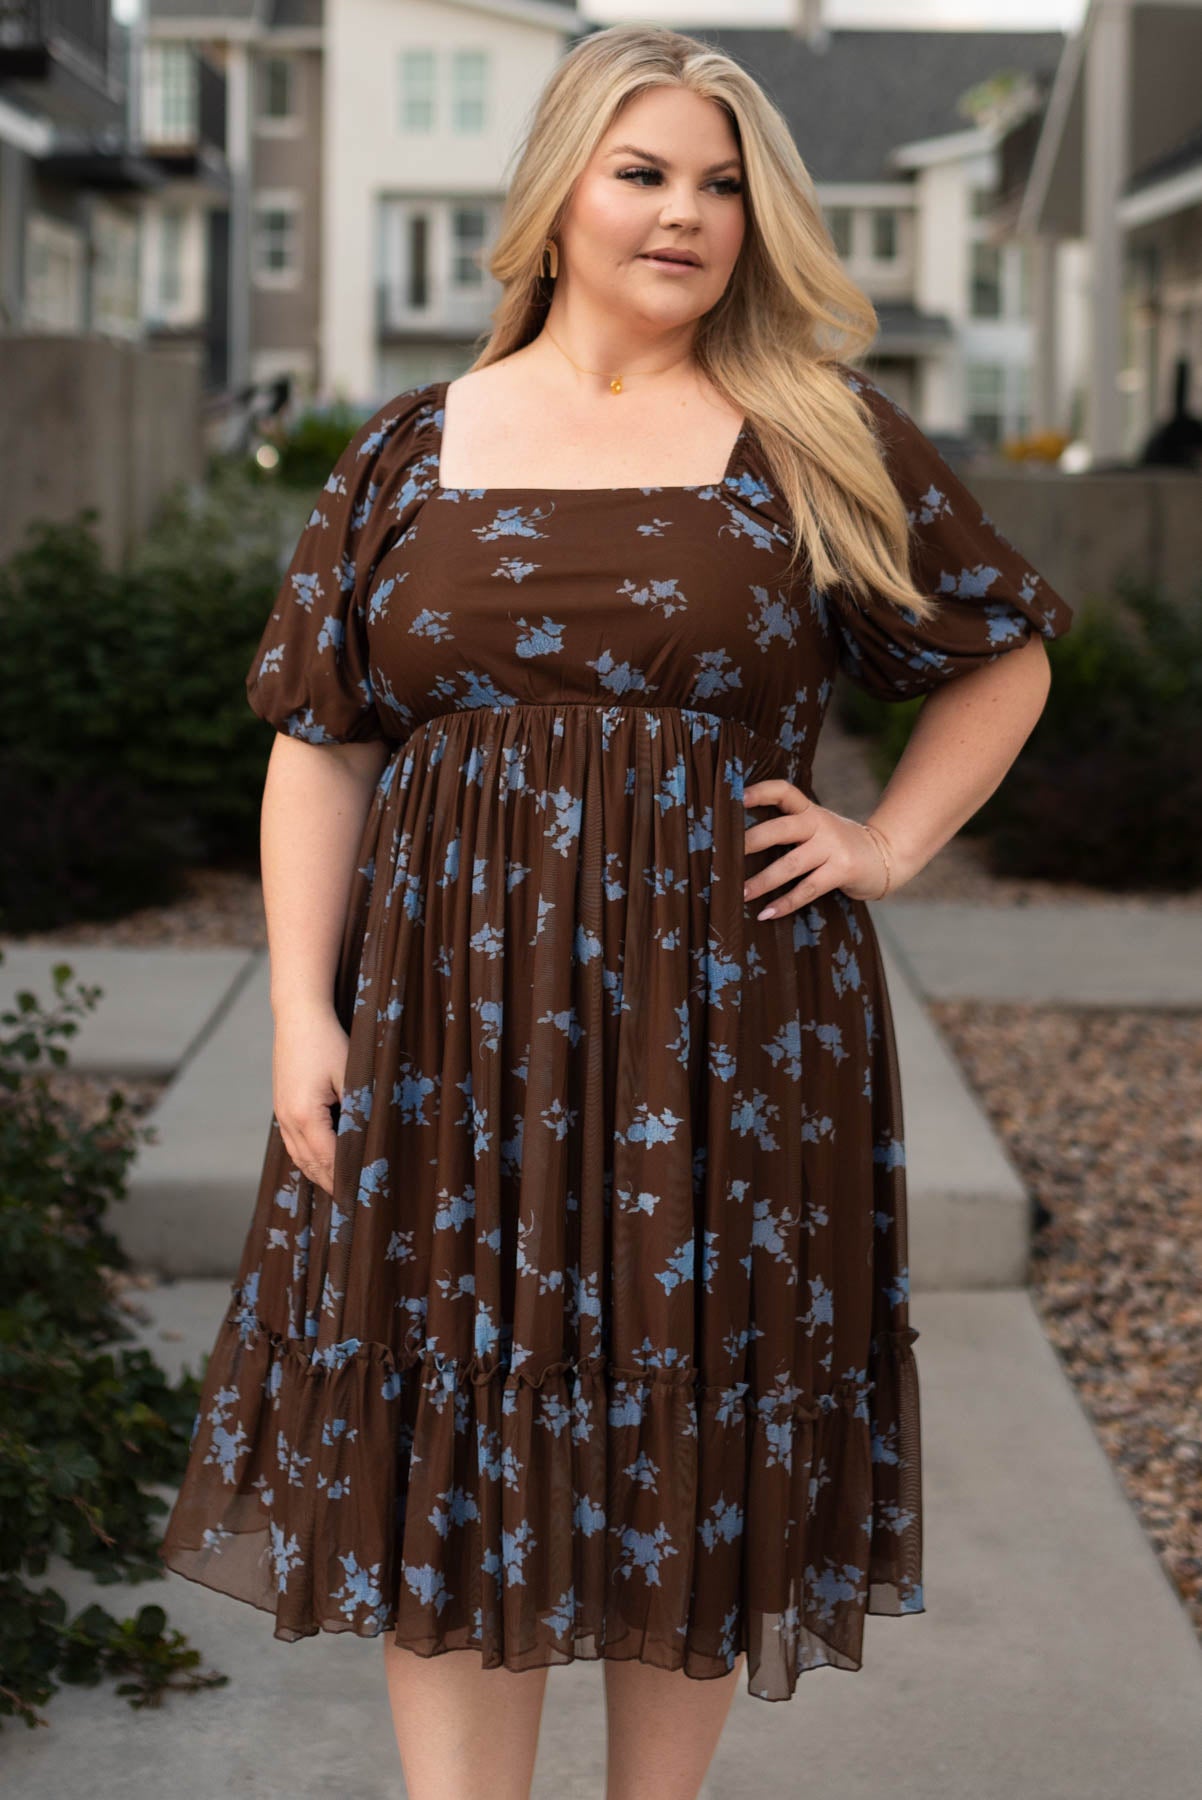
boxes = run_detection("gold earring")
[542,237,559,280]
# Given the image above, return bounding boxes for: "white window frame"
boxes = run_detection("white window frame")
[826,205,853,258]
[141,41,196,146]
[870,207,898,263]
[377,195,502,327]
[450,48,487,134]
[252,190,303,289]
[969,239,1004,320]
[450,205,488,288]
[25,213,86,331]
[92,201,141,339]
[256,54,301,136]
[157,203,185,312]
[399,48,436,132]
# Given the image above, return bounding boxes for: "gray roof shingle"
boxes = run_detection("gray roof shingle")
[670,26,1066,182]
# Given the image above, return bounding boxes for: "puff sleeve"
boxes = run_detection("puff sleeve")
[828,367,1074,702]
[245,390,427,744]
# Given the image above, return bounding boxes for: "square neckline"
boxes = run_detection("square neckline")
[430,376,750,496]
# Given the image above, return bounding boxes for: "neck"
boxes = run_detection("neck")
[536,291,697,389]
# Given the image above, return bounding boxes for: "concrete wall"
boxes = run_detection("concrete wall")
[0,335,203,568]
[972,465,1202,611]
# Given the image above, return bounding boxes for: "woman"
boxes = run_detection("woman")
[159,23,1072,1800]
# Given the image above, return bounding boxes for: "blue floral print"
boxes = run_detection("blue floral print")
[158,363,1073,1701]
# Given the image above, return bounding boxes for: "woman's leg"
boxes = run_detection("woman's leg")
[602,1652,744,1800]
[382,1637,550,1800]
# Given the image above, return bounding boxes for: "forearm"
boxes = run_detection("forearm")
[259,734,390,1017]
[865,634,1053,888]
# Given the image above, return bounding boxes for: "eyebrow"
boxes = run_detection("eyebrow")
[606,143,743,176]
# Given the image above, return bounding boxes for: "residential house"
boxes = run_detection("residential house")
[144,0,326,398]
[690,15,1069,449]
[1015,0,1202,463]
[325,0,588,404]
[0,0,157,336]
[131,22,231,389]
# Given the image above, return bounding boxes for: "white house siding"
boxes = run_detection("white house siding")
[322,0,574,404]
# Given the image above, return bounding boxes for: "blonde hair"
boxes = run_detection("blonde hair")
[467,22,937,623]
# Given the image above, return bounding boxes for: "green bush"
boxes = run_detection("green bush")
[0,946,227,1729]
[835,579,1202,890]
[273,400,369,489]
[0,462,294,931]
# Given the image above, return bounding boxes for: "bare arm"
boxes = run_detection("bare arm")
[261,733,391,1012]
[259,732,391,1188]
[864,631,1053,887]
[743,635,1054,911]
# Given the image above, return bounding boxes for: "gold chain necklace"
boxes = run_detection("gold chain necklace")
[541,322,694,396]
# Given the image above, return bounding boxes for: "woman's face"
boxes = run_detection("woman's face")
[557,85,746,329]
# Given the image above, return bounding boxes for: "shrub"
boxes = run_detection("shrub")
[273,400,369,489]
[0,946,227,1729]
[0,463,291,931]
[834,578,1202,890]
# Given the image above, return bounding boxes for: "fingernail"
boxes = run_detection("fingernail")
[757,906,775,920]
[742,884,751,900]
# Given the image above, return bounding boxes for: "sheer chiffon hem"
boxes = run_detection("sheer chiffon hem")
[158,1292,923,1702]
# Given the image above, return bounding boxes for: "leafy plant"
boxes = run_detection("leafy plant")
[0,464,290,930]
[0,947,227,1729]
[835,579,1202,890]
[271,399,369,489]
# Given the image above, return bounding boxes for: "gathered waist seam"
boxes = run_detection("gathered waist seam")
[390,700,801,774]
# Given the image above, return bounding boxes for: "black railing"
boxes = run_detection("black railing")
[0,0,109,67]
[196,49,226,153]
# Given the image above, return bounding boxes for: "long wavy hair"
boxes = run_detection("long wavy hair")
[466,22,937,622]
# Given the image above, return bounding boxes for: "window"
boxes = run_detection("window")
[253,199,300,281]
[966,362,1005,447]
[451,208,487,286]
[969,185,995,220]
[143,42,195,144]
[826,206,852,258]
[259,56,295,122]
[159,205,184,309]
[1015,242,1031,321]
[970,241,1003,318]
[25,214,85,331]
[400,49,436,130]
[871,209,897,260]
[93,205,140,336]
[1015,362,1031,438]
[451,50,487,132]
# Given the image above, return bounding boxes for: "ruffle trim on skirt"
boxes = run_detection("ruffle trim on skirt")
[159,1292,924,1702]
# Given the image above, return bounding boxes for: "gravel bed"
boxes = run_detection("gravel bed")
[3,867,268,952]
[933,998,1202,1643]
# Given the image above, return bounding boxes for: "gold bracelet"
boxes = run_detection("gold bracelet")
[861,821,893,900]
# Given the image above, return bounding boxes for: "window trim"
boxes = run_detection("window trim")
[252,190,303,289]
[256,54,302,136]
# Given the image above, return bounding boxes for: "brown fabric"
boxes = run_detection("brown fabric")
[159,364,1073,1699]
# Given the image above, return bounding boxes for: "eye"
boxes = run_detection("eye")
[616,166,743,195]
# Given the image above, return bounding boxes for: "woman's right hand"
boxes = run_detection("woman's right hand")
[270,1000,351,1194]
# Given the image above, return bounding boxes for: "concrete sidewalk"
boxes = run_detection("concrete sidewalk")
[5,1281,1202,1799]
[14,895,1187,1291]
[2,897,1200,1795]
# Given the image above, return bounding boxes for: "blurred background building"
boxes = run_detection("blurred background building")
[1,0,1200,472]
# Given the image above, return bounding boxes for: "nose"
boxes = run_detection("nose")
[657,181,703,230]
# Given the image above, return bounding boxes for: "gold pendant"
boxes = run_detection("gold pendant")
[609,376,622,394]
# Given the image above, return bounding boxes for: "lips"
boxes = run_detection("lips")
[641,250,701,267]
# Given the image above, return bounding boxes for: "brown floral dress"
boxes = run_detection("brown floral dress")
[158,363,1074,1700]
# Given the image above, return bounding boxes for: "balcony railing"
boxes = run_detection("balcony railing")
[0,0,109,70]
[139,44,226,156]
